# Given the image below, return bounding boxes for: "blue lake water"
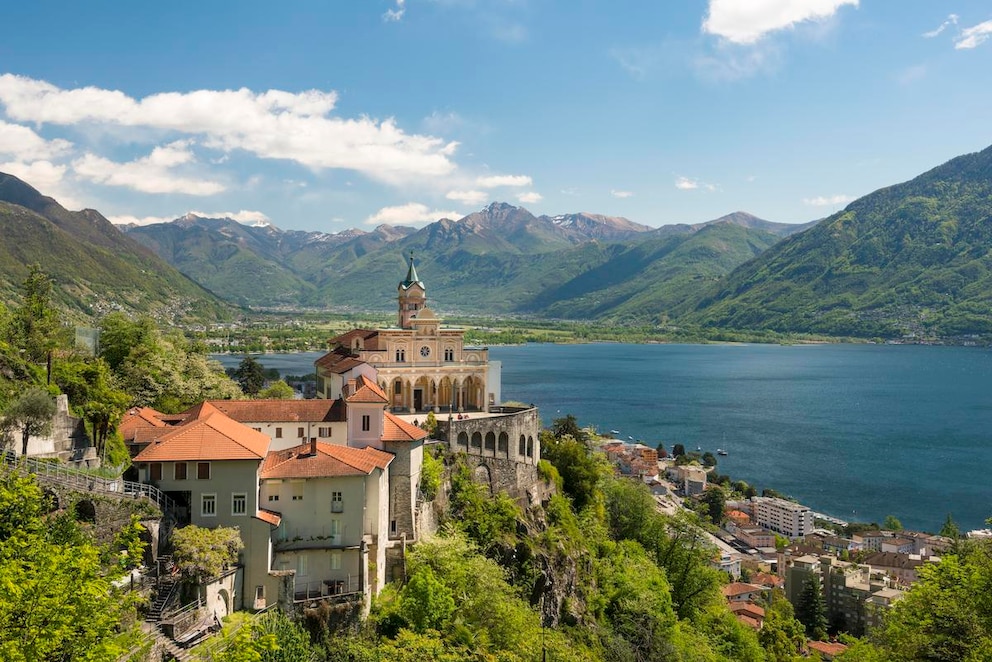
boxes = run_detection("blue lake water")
[213,344,992,532]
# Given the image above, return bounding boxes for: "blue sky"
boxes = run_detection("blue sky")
[1,1,990,232]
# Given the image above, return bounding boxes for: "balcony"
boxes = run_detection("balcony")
[293,576,363,604]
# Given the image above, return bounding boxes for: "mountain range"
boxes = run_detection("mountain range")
[2,142,991,338]
[119,203,811,318]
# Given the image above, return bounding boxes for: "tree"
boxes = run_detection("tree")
[701,451,717,467]
[9,265,68,367]
[939,513,961,539]
[701,485,726,524]
[258,379,294,399]
[422,410,438,436]
[550,414,586,442]
[795,574,828,641]
[171,525,244,583]
[234,356,266,396]
[883,515,903,531]
[540,430,606,510]
[400,565,456,632]
[0,470,135,660]
[759,598,807,662]
[2,387,56,455]
[672,443,686,458]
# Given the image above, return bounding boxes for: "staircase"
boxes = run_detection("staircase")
[139,621,192,662]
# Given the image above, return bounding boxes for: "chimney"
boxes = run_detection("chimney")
[346,378,357,396]
[310,437,317,456]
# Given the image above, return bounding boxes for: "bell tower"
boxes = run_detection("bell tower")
[397,252,426,329]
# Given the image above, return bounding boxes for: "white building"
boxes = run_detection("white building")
[752,496,814,539]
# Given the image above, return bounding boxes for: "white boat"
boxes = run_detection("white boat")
[717,449,728,456]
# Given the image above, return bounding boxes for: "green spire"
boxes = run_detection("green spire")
[400,251,423,289]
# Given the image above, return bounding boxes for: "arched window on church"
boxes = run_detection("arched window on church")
[471,432,482,449]
[444,348,454,361]
[498,432,508,454]
[526,436,534,458]
[519,434,527,456]
[458,431,468,447]
[484,432,495,452]
[395,349,406,362]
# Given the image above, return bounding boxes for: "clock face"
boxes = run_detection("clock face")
[420,345,431,357]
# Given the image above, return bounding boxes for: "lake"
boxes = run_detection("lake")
[212,343,992,532]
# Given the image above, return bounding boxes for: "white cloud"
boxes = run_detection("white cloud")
[955,20,992,50]
[476,174,532,188]
[73,141,226,195]
[702,0,859,44]
[693,41,781,80]
[0,159,86,209]
[383,0,406,22]
[675,176,717,192]
[365,202,461,226]
[923,14,959,38]
[516,191,542,204]
[610,189,634,199]
[0,120,72,159]
[446,189,488,205]
[109,209,271,226]
[0,74,459,184]
[803,194,853,206]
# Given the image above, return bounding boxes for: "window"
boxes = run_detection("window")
[362,415,370,432]
[201,494,216,517]
[197,462,210,480]
[275,427,282,439]
[444,348,454,361]
[395,349,406,362]
[298,427,305,438]
[291,482,304,501]
[232,493,247,516]
[150,463,162,481]
[174,462,188,480]
[471,432,482,448]
[331,491,343,513]
[330,551,342,570]
[485,432,496,451]
[318,427,331,438]
[527,436,534,458]
[268,494,280,502]
[297,554,307,576]
[498,432,509,453]
[519,434,527,456]
[390,520,397,534]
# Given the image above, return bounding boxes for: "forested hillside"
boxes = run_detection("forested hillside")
[690,145,992,338]
[0,174,231,324]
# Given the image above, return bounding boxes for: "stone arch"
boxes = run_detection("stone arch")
[527,436,534,458]
[75,499,96,523]
[484,431,496,452]
[470,431,482,449]
[519,434,527,456]
[498,432,509,454]
[216,588,231,619]
[473,464,493,494]
[458,431,468,447]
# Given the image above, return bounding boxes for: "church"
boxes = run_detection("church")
[315,255,500,412]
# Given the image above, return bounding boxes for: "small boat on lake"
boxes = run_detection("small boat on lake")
[717,449,728,456]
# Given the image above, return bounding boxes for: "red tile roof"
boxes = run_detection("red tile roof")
[327,329,380,352]
[721,583,765,598]
[729,602,765,619]
[254,509,282,526]
[260,442,393,479]
[807,641,848,659]
[382,412,429,443]
[205,399,345,423]
[119,406,168,441]
[315,345,368,374]
[346,375,388,404]
[134,412,270,462]
[735,614,762,630]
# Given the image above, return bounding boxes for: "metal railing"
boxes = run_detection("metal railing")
[2,452,176,515]
[293,576,362,603]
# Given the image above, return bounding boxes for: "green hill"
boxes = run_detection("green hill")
[689,144,992,338]
[0,173,231,323]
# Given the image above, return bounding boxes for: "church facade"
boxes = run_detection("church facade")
[315,256,500,412]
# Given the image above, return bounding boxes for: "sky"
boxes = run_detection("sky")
[0,1,990,232]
